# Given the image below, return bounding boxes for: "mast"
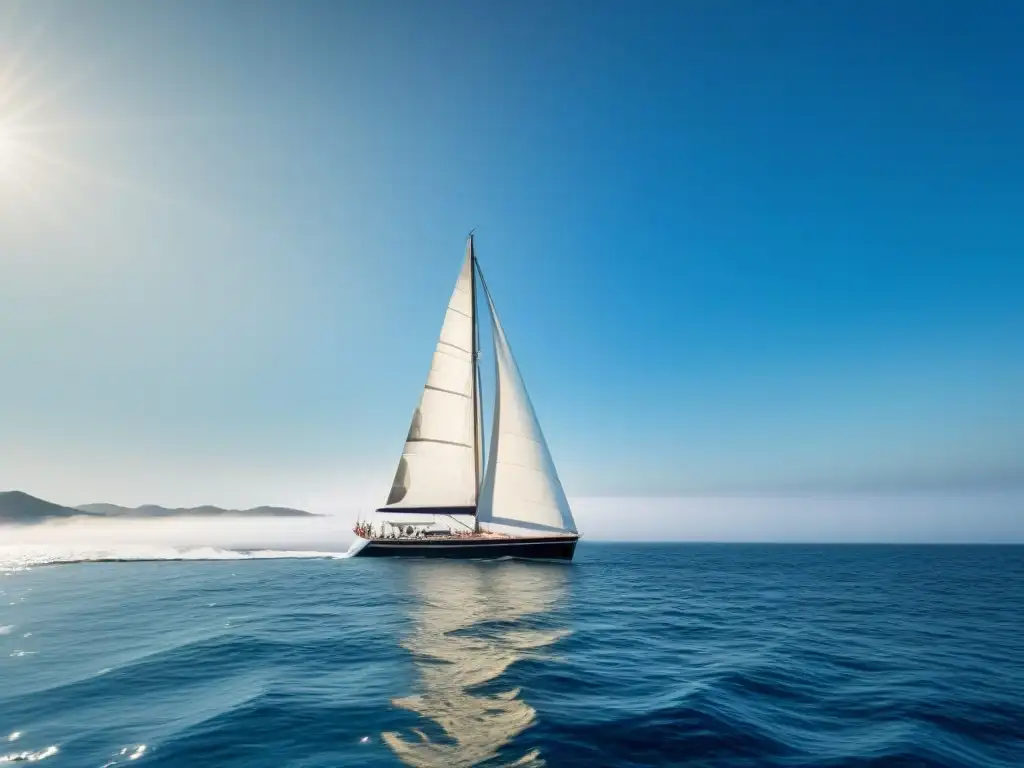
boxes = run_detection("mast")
[469,232,482,532]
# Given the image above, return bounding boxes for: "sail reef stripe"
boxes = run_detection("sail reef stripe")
[433,346,470,363]
[406,437,473,449]
[423,384,470,399]
[494,458,548,472]
[438,340,471,354]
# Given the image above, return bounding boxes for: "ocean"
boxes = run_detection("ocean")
[1,544,1022,767]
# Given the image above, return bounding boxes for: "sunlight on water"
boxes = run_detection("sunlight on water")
[100,744,147,766]
[382,563,571,768]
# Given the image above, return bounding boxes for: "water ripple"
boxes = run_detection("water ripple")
[0,545,1021,766]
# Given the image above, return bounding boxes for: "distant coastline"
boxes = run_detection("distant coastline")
[0,490,320,524]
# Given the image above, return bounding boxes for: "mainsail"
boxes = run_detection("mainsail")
[379,239,481,514]
[476,274,578,535]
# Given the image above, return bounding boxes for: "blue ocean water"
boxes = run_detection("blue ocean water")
[1,544,1023,767]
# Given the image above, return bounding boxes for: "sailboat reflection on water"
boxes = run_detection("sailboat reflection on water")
[382,562,571,767]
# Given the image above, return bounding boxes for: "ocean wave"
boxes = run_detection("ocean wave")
[1,545,1022,767]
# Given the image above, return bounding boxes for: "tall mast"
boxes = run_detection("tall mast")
[469,232,482,517]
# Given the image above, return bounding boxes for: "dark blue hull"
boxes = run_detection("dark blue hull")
[353,535,578,561]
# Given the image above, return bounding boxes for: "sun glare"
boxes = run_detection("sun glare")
[0,110,54,208]
[0,121,18,173]
[0,119,31,184]
[0,12,131,218]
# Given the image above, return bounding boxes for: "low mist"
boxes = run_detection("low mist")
[573,492,1024,543]
[0,516,358,569]
[3,492,1022,571]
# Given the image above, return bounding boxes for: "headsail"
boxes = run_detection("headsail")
[379,239,480,514]
[476,273,578,535]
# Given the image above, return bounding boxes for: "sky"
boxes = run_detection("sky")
[0,1,1021,537]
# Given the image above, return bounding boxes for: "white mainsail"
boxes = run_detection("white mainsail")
[380,240,479,513]
[476,280,578,535]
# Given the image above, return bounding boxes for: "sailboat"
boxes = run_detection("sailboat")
[352,234,580,560]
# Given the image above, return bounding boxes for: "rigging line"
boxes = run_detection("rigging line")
[442,513,476,532]
[474,258,495,307]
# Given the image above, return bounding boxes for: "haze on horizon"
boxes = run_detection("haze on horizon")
[0,1,1021,541]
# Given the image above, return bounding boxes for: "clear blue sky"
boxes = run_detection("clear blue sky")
[0,1,1021,522]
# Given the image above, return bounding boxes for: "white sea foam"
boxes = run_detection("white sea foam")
[100,744,147,767]
[122,745,147,760]
[342,537,370,558]
[0,516,362,569]
[0,545,350,569]
[0,744,58,762]
[0,625,13,635]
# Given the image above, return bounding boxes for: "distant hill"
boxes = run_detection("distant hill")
[0,491,97,524]
[0,490,319,524]
[75,503,317,518]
